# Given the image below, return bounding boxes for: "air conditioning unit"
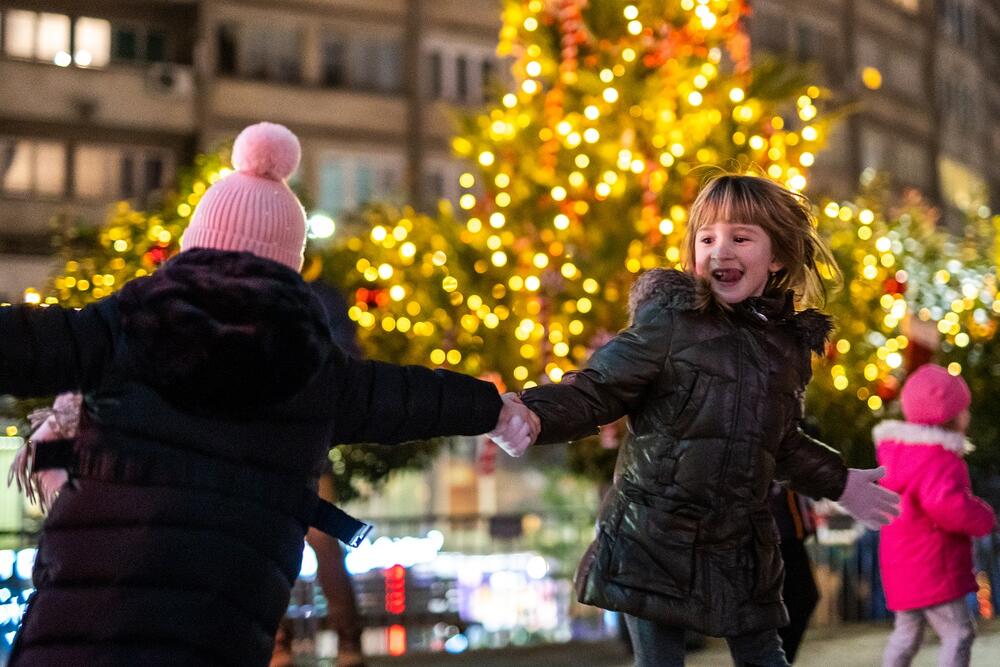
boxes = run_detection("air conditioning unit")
[145,63,194,96]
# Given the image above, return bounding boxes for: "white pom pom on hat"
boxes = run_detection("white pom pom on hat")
[181,121,307,271]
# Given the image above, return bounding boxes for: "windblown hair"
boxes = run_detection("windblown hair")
[683,173,842,309]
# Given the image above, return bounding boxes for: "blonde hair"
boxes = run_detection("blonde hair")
[684,174,842,309]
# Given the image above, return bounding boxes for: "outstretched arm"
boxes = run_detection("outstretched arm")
[775,417,850,501]
[776,397,899,529]
[328,344,503,445]
[0,299,117,397]
[518,300,674,445]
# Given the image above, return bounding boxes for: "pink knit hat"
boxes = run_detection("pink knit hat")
[181,122,306,271]
[900,363,971,426]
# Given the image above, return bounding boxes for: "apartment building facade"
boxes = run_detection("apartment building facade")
[750,0,1000,229]
[1,0,998,295]
[0,0,501,300]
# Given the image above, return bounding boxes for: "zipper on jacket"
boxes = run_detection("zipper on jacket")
[716,332,744,501]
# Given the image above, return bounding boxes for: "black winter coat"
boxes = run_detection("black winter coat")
[520,269,848,637]
[0,250,501,666]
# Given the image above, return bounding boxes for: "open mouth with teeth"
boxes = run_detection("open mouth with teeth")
[711,268,744,284]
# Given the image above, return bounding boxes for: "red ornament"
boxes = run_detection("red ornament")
[883,278,906,295]
[876,376,899,401]
[143,245,170,267]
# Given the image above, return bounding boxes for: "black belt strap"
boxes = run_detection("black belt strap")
[311,500,373,548]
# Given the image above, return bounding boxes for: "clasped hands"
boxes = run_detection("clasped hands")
[487,392,541,457]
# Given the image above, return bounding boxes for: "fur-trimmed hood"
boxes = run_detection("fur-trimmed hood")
[873,419,973,456]
[116,248,332,414]
[628,268,833,354]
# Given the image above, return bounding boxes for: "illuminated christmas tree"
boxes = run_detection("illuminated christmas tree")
[325,0,836,479]
[339,0,834,393]
[809,174,999,465]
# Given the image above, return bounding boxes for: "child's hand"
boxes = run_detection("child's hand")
[488,393,541,457]
[7,415,70,512]
[838,467,901,530]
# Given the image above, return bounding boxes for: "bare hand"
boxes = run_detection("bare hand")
[487,392,541,457]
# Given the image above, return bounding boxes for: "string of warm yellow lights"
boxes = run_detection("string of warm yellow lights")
[812,183,998,418]
[340,0,833,390]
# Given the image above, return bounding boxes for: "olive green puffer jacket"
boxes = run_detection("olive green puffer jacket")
[520,269,848,637]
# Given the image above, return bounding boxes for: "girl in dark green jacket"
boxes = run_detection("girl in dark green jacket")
[494,174,900,666]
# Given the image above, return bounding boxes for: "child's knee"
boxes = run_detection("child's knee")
[947,621,975,647]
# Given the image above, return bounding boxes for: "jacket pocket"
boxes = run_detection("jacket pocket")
[750,511,784,602]
[670,372,713,435]
[606,502,699,599]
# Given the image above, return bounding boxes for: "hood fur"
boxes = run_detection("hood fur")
[873,419,973,455]
[116,249,332,414]
[628,268,833,354]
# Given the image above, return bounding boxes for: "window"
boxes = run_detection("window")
[319,160,345,213]
[322,36,347,87]
[796,24,841,85]
[74,17,111,68]
[3,9,37,59]
[423,158,464,207]
[886,50,922,98]
[939,77,980,134]
[456,55,468,102]
[890,0,919,12]
[120,154,135,198]
[0,139,32,192]
[216,23,238,75]
[0,138,66,197]
[429,51,443,98]
[939,0,976,50]
[36,12,70,63]
[895,140,930,189]
[348,38,401,92]
[424,170,445,204]
[112,25,168,63]
[481,59,495,103]
[860,127,888,174]
[74,145,117,198]
[376,39,401,92]
[74,144,169,201]
[424,46,493,104]
[861,127,930,190]
[857,35,923,100]
[242,26,300,83]
[317,151,403,214]
[146,30,166,62]
[3,10,111,68]
[113,26,138,60]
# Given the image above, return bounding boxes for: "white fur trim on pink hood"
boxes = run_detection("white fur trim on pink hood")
[872,419,973,455]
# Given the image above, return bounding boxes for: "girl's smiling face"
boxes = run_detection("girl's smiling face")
[693,221,783,304]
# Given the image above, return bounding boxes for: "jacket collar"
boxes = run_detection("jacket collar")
[628,269,833,354]
[737,289,795,324]
[872,419,973,455]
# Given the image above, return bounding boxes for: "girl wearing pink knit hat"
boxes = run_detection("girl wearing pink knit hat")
[1,122,538,666]
[875,363,996,667]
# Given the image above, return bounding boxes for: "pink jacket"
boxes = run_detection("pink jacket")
[874,420,996,611]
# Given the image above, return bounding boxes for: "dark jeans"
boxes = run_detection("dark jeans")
[624,614,790,667]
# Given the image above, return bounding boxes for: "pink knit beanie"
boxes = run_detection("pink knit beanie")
[900,363,971,426]
[181,122,306,271]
